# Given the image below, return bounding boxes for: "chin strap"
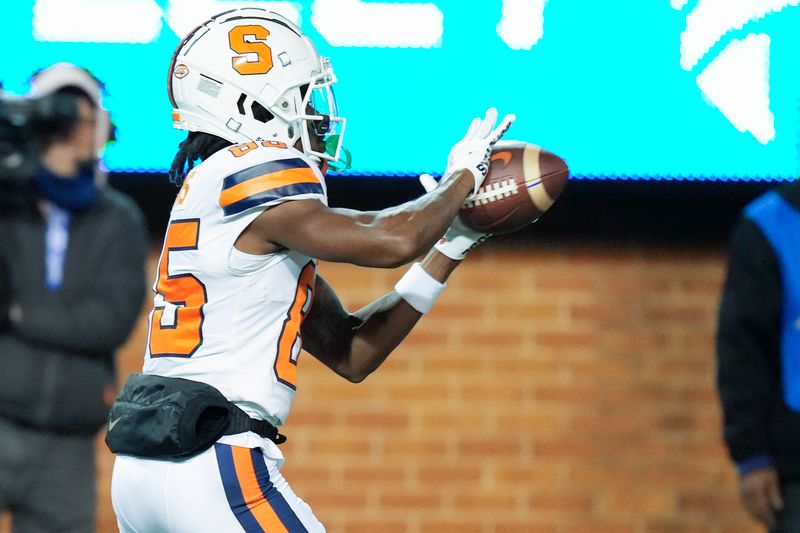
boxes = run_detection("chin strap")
[323,134,352,171]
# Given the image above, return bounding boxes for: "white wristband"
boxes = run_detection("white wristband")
[394,262,446,314]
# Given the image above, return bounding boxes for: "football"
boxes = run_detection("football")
[459,141,569,234]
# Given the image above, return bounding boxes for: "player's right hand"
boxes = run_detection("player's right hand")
[420,173,491,260]
[740,467,784,528]
[445,108,515,195]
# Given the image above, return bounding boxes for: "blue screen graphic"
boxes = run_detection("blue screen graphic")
[2,0,799,180]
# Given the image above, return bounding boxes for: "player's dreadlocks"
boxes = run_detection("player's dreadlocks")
[169,131,232,187]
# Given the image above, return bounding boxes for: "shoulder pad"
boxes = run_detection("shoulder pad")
[215,143,325,216]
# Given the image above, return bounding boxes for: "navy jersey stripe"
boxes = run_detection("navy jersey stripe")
[222,182,324,216]
[222,158,310,191]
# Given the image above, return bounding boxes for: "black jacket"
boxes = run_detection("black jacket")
[717,181,800,481]
[0,185,147,434]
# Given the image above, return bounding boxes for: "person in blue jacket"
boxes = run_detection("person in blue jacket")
[717,179,800,532]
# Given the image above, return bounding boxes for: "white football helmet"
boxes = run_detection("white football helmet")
[168,8,345,163]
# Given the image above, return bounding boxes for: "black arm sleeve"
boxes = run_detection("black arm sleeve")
[716,215,783,463]
[13,204,148,355]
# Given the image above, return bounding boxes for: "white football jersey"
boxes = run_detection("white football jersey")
[143,141,326,427]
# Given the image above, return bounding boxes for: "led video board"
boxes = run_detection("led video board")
[2,0,799,180]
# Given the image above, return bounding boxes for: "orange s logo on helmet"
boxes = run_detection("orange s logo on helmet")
[228,25,273,75]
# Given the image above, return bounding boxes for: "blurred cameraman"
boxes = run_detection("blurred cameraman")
[0,63,147,532]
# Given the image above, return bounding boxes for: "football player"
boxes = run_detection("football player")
[110,8,513,532]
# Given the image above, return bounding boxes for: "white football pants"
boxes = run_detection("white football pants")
[111,443,325,533]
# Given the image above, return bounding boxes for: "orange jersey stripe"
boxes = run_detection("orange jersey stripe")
[219,168,319,208]
[231,447,289,533]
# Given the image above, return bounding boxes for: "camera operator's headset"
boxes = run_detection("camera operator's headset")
[27,63,115,156]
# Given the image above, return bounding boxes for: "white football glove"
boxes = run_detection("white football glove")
[420,173,491,261]
[444,107,515,195]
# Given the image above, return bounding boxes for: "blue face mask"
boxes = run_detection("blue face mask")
[34,163,98,212]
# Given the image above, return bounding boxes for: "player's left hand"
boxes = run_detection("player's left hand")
[420,173,491,260]
[740,467,784,529]
[444,107,515,195]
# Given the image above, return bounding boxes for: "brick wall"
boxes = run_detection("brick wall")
[16,243,765,532]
